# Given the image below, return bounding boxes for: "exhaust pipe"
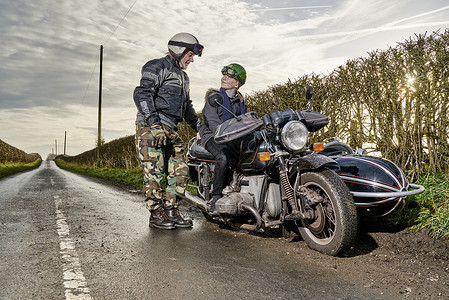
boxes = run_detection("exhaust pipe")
[240,203,263,231]
[184,192,263,231]
[184,191,208,211]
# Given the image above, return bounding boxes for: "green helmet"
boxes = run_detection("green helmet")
[221,63,246,86]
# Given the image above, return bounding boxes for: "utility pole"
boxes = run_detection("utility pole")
[97,45,103,167]
[55,139,57,155]
[64,131,67,155]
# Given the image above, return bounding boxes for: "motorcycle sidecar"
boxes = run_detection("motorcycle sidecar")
[320,139,425,217]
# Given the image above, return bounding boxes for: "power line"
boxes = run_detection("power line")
[103,0,138,46]
[79,0,138,112]
[80,56,99,108]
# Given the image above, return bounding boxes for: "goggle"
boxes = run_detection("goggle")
[168,41,204,56]
[221,66,242,83]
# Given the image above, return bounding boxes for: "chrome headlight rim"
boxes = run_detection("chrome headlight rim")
[281,121,309,151]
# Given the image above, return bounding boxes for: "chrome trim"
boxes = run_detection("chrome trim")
[340,175,400,192]
[350,183,425,199]
[381,198,405,216]
[355,196,400,206]
[186,137,196,159]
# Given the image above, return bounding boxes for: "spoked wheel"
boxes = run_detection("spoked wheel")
[295,170,358,256]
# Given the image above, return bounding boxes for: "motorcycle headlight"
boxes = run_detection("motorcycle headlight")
[281,121,309,151]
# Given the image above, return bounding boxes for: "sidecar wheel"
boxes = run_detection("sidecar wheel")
[296,170,358,256]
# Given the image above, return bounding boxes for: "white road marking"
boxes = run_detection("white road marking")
[54,195,92,300]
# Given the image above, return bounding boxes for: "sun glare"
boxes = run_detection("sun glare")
[405,74,416,92]
[406,74,415,86]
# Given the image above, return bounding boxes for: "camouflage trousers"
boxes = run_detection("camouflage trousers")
[135,122,188,211]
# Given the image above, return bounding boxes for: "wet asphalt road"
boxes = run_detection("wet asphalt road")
[0,161,388,300]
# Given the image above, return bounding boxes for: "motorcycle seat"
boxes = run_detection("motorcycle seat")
[189,140,215,160]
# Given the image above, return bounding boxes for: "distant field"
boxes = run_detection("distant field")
[0,139,42,178]
[0,139,41,163]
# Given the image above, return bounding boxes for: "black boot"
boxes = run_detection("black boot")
[165,207,193,228]
[208,195,221,216]
[149,207,176,230]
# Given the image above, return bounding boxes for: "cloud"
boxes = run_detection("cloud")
[1,0,448,158]
[385,5,449,27]
[249,5,332,12]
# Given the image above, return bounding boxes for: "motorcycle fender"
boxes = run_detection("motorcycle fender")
[290,153,339,172]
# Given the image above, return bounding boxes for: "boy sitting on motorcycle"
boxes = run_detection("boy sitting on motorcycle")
[198,63,247,213]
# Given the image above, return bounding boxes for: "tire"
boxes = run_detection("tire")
[296,170,358,256]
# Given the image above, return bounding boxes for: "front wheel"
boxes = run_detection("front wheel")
[295,170,358,256]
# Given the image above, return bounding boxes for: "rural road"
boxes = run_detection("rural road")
[0,160,438,299]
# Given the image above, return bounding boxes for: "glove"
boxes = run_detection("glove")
[150,124,166,148]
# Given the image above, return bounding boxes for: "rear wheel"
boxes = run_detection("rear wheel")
[295,170,358,256]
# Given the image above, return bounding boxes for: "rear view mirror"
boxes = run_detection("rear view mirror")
[207,91,224,108]
[306,86,314,100]
[207,91,239,118]
[305,86,316,112]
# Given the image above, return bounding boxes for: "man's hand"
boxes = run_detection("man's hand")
[150,124,165,148]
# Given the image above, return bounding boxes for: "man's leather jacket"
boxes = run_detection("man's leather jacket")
[133,55,199,131]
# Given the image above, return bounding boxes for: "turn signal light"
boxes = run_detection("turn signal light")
[259,152,271,161]
[313,143,324,152]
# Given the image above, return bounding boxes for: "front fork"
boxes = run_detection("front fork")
[275,147,316,222]
[274,147,304,221]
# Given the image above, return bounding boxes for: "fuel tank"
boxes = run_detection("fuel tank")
[236,132,269,173]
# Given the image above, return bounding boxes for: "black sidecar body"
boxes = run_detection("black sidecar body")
[321,139,424,216]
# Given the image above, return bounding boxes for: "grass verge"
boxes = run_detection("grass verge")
[384,172,449,240]
[0,159,42,179]
[55,159,143,187]
[410,173,449,239]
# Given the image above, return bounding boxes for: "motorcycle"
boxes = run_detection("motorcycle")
[184,86,424,256]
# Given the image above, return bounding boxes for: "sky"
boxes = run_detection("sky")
[1,0,448,159]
